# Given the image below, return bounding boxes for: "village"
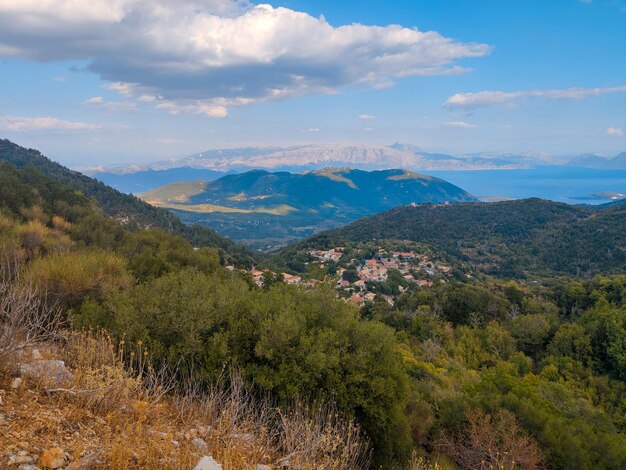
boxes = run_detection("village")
[309,246,452,305]
[232,246,452,306]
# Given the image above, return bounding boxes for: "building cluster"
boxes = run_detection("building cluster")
[248,269,303,287]
[309,247,452,306]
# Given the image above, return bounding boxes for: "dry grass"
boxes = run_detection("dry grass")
[1,328,371,469]
[0,261,63,371]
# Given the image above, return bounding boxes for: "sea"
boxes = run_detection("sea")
[425,166,626,205]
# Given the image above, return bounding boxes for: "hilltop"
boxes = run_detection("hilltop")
[139,168,476,249]
[274,198,626,278]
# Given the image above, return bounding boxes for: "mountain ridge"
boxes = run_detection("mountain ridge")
[273,198,626,278]
[139,167,477,249]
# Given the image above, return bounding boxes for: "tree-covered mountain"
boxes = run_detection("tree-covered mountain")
[275,198,626,278]
[139,167,477,249]
[0,139,252,265]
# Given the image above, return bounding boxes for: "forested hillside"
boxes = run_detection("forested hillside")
[0,139,252,266]
[277,198,626,278]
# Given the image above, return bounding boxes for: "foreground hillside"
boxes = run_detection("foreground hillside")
[275,198,626,278]
[140,168,475,249]
[0,139,252,266]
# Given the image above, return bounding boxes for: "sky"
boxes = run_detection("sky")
[0,0,624,166]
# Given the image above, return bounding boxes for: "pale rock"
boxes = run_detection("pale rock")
[18,465,38,470]
[11,377,22,389]
[256,465,272,470]
[14,454,34,464]
[39,447,67,469]
[194,455,223,470]
[31,349,43,361]
[192,437,208,453]
[20,360,74,387]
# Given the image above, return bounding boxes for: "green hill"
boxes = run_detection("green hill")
[139,168,476,249]
[0,139,252,265]
[275,198,626,278]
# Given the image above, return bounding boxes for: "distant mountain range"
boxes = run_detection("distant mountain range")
[89,143,571,193]
[566,152,626,169]
[276,198,626,278]
[89,143,560,180]
[138,168,477,249]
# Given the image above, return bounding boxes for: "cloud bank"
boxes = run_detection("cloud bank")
[0,0,491,117]
[1,116,102,131]
[444,86,626,109]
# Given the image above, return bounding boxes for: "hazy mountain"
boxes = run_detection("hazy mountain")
[94,167,228,194]
[124,143,545,173]
[567,152,626,169]
[139,168,476,249]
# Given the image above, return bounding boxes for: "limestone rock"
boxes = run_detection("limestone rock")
[20,360,74,387]
[193,437,208,453]
[11,377,22,389]
[194,455,223,470]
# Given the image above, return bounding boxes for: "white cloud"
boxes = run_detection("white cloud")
[83,95,136,111]
[83,96,104,105]
[358,114,376,121]
[1,116,102,131]
[444,121,477,129]
[104,82,137,96]
[0,1,491,117]
[445,85,626,109]
[307,128,320,132]
[607,127,624,137]
[138,94,157,103]
[155,100,228,118]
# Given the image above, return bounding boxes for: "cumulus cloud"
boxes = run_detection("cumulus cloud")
[444,121,477,129]
[1,116,102,131]
[358,114,377,121]
[444,85,626,109]
[607,127,624,137]
[0,1,491,117]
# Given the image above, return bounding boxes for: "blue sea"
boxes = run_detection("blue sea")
[425,166,626,205]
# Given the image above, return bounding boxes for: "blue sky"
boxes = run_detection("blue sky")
[0,0,624,166]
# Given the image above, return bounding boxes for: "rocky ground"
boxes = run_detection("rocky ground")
[0,344,275,470]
